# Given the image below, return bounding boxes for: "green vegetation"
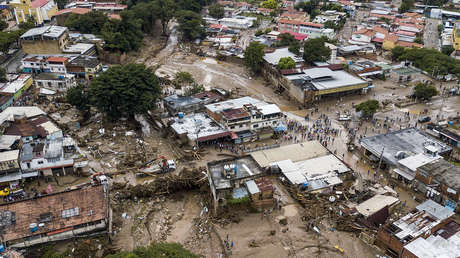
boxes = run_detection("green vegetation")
[441,45,455,56]
[0,67,6,82]
[154,0,176,35]
[277,57,296,70]
[0,17,35,52]
[106,242,198,258]
[303,37,331,64]
[355,100,380,119]
[394,47,460,76]
[399,0,414,13]
[321,3,344,12]
[244,41,265,74]
[185,84,205,96]
[66,84,90,111]
[438,24,443,36]
[414,36,423,44]
[261,0,278,9]
[89,64,161,120]
[65,11,108,34]
[413,82,438,100]
[176,10,205,41]
[208,3,225,19]
[272,33,300,54]
[227,196,250,206]
[0,20,7,31]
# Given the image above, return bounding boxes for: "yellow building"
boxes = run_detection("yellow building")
[453,22,460,51]
[20,26,69,54]
[9,0,58,24]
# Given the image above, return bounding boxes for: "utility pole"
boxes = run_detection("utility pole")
[376,147,385,180]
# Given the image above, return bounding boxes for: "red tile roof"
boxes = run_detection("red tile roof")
[54,7,91,16]
[280,31,309,41]
[46,57,68,63]
[31,0,49,8]
[278,19,324,28]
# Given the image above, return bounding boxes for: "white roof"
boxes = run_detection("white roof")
[251,141,329,167]
[63,43,94,54]
[295,154,350,179]
[0,75,31,94]
[21,26,67,39]
[356,194,400,217]
[397,153,441,172]
[205,96,263,113]
[0,150,19,162]
[170,112,228,141]
[404,234,460,258]
[40,121,61,135]
[302,68,367,91]
[263,47,303,66]
[0,107,46,125]
[245,180,260,194]
[0,135,20,150]
[257,104,281,115]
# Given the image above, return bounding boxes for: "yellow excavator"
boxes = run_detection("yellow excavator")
[0,188,10,196]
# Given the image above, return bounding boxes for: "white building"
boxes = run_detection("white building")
[219,16,256,29]
[34,73,76,92]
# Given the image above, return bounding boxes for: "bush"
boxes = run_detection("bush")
[277,57,296,70]
[355,100,379,118]
[414,82,438,100]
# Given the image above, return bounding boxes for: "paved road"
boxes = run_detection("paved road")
[424,18,441,50]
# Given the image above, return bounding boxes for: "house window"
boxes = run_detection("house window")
[62,207,79,218]
[47,82,52,87]
[27,163,30,169]
[37,82,43,86]
[58,82,63,88]
[253,124,259,128]
[38,161,44,164]
[230,126,235,129]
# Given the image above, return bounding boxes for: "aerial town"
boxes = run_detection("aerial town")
[0,0,459,256]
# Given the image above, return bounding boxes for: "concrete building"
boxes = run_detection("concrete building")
[251,141,350,192]
[20,26,69,54]
[277,19,334,39]
[66,55,101,80]
[169,112,232,146]
[205,97,282,139]
[377,200,455,257]
[0,150,21,189]
[9,0,58,24]
[207,155,266,212]
[0,185,108,248]
[284,67,369,104]
[416,159,460,209]
[360,128,452,169]
[0,74,33,111]
[218,16,255,29]
[34,73,76,92]
[163,94,203,115]
[355,194,400,227]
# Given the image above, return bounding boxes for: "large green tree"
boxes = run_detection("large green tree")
[413,83,438,100]
[277,57,296,70]
[89,64,161,120]
[176,10,205,41]
[399,0,414,13]
[101,11,144,52]
[355,100,379,119]
[208,3,224,19]
[303,37,331,64]
[0,20,7,31]
[261,0,278,9]
[105,243,198,258]
[391,46,406,60]
[153,0,176,35]
[64,11,108,34]
[66,84,90,111]
[244,41,265,74]
[0,67,6,82]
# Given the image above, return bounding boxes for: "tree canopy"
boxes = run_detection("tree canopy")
[0,20,7,31]
[395,47,460,76]
[65,11,108,35]
[105,242,199,258]
[244,41,265,74]
[176,10,205,41]
[303,37,331,64]
[208,3,225,19]
[0,17,35,52]
[66,84,90,111]
[398,0,414,13]
[89,64,161,120]
[0,67,6,83]
[153,0,176,35]
[413,83,438,100]
[355,100,380,119]
[277,57,296,70]
[261,0,278,9]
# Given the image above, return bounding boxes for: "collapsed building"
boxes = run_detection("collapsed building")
[376,200,460,258]
[0,185,109,248]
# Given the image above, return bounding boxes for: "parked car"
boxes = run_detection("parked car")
[418,116,431,123]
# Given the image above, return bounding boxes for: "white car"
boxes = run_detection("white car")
[338,115,351,121]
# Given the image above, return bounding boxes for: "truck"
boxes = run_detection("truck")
[136,156,176,177]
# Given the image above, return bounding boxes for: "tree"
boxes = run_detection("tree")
[101,11,144,52]
[321,3,344,12]
[0,67,6,82]
[441,45,455,56]
[89,64,161,120]
[173,71,194,87]
[64,11,108,34]
[261,0,278,9]
[185,84,205,96]
[66,84,90,111]
[414,36,423,44]
[176,10,205,41]
[277,57,296,70]
[129,2,157,34]
[414,83,438,100]
[152,0,176,35]
[391,46,406,60]
[324,20,337,30]
[303,37,331,64]
[355,100,379,119]
[0,20,7,31]
[105,243,199,258]
[208,3,224,19]
[398,0,414,13]
[244,41,265,74]
[175,0,203,12]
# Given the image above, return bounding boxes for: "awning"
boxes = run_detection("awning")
[22,171,38,178]
[394,168,415,181]
[273,122,287,132]
[0,172,22,183]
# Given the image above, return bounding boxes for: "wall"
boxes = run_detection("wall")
[22,40,62,54]
[13,76,33,102]
[382,40,396,50]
